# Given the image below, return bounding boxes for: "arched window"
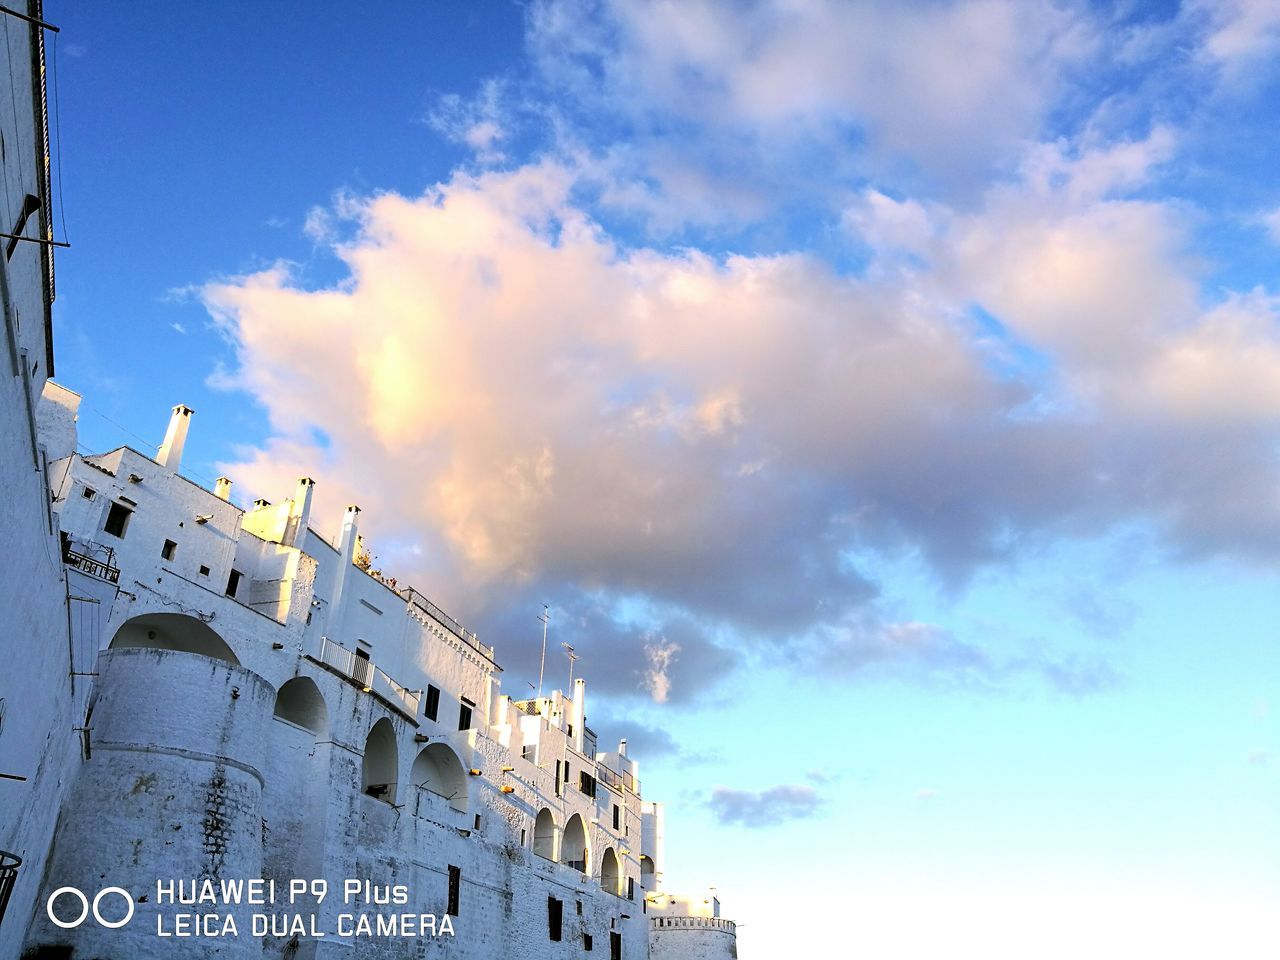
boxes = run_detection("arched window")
[361,718,398,804]
[273,677,327,735]
[640,855,655,888]
[410,742,468,813]
[110,613,238,664]
[600,847,620,895]
[561,813,588,873]
[533,808,557,860]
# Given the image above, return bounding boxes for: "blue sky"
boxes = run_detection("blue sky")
[46,1,1280,956]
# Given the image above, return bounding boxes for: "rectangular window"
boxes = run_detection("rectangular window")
[198,564,211,577]
[161,539,177,561]
[627,877,635,900]
[584,932,593,951]
[103,502,132,538]
[610,931,621,960]
[458,698,473,731]
[424,684,440,722]
[547,896,563,941]
[554,759,562,797]
[576,900,583,915]
[613,804,620,829]
[474,814,481,831]
[447,865,460,916]
[81,486,96,500]
[522,742,536,762]
[226,569,242,598]
[579,771,597,799]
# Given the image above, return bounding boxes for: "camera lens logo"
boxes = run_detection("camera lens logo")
[46,887,135,929]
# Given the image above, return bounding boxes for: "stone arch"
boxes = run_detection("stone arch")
[109,612,238,665]
[361,717,398,804]
[410,742,468,813]
[601,846,621,895]
[273,676,327,735]
[533,808,557,860]
[561,812,589,873]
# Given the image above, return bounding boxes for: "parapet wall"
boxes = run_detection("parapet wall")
[650,915,739,960]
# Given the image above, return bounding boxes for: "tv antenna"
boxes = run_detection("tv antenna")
[562,641,579,689]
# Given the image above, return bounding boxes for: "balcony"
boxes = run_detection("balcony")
[597,763,640,797]
[314,637,420,717]
[61,537,120,584]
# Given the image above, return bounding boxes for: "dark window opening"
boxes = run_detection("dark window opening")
[584,933,594,951]
[447,865,460,916]
[458,698,473,731]
[474,814,481,831]
[548,896,563,941]
[161,539,177,561]
[579,771,597,799]
[103,502,132,538]
[576,900,583,915]
[198,564,210,577]
[226,569,242,598]
[424,684,440,722]
[627,877,635,900]
[81,486,96,500]
[613,804,620,829]
[610,931,622,960]
[555,759,562,796]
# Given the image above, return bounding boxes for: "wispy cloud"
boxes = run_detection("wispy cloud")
[708,784,824,827]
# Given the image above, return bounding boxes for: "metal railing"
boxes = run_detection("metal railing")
[597,762,641,796]
[62,542,120,584]
[402,588,494,659]
[0,850,20,932]
[317,637,421,716]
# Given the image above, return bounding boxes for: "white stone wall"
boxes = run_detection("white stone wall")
[0,4,75,958]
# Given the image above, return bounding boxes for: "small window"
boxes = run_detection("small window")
[547,896,563,942]
[522,742,536,762]
[424,684,440,722]
[473,814,481,831]
[447,865,460,916]
[81,486,96,500]
[198,564,211,577]
[161,539,177,561]
[576,900,583,916]
[226,569,242,598]
[613,804,620,829]
[458,698,473,731]
[584,932,593,951]
[627,877,634,900]
[103,502,132,538]
[521,828,527,846]
[610,931,621,960]
[579,771,597,799]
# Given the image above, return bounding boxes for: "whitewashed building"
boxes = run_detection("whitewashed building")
[14,395,737,959]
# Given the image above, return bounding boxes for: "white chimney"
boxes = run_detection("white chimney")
[331,505,361,612]
[285,477,316,546]
[214,476,233,501]
[156,404,194,471]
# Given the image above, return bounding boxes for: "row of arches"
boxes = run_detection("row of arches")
[273,679,469,812]
[533,808,633,895]
[106,615,470,815]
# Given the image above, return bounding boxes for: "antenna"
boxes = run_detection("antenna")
[536,604,550,700]
[562,641,579,689]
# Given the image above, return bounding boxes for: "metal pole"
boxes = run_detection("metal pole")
[536,605,549,700]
